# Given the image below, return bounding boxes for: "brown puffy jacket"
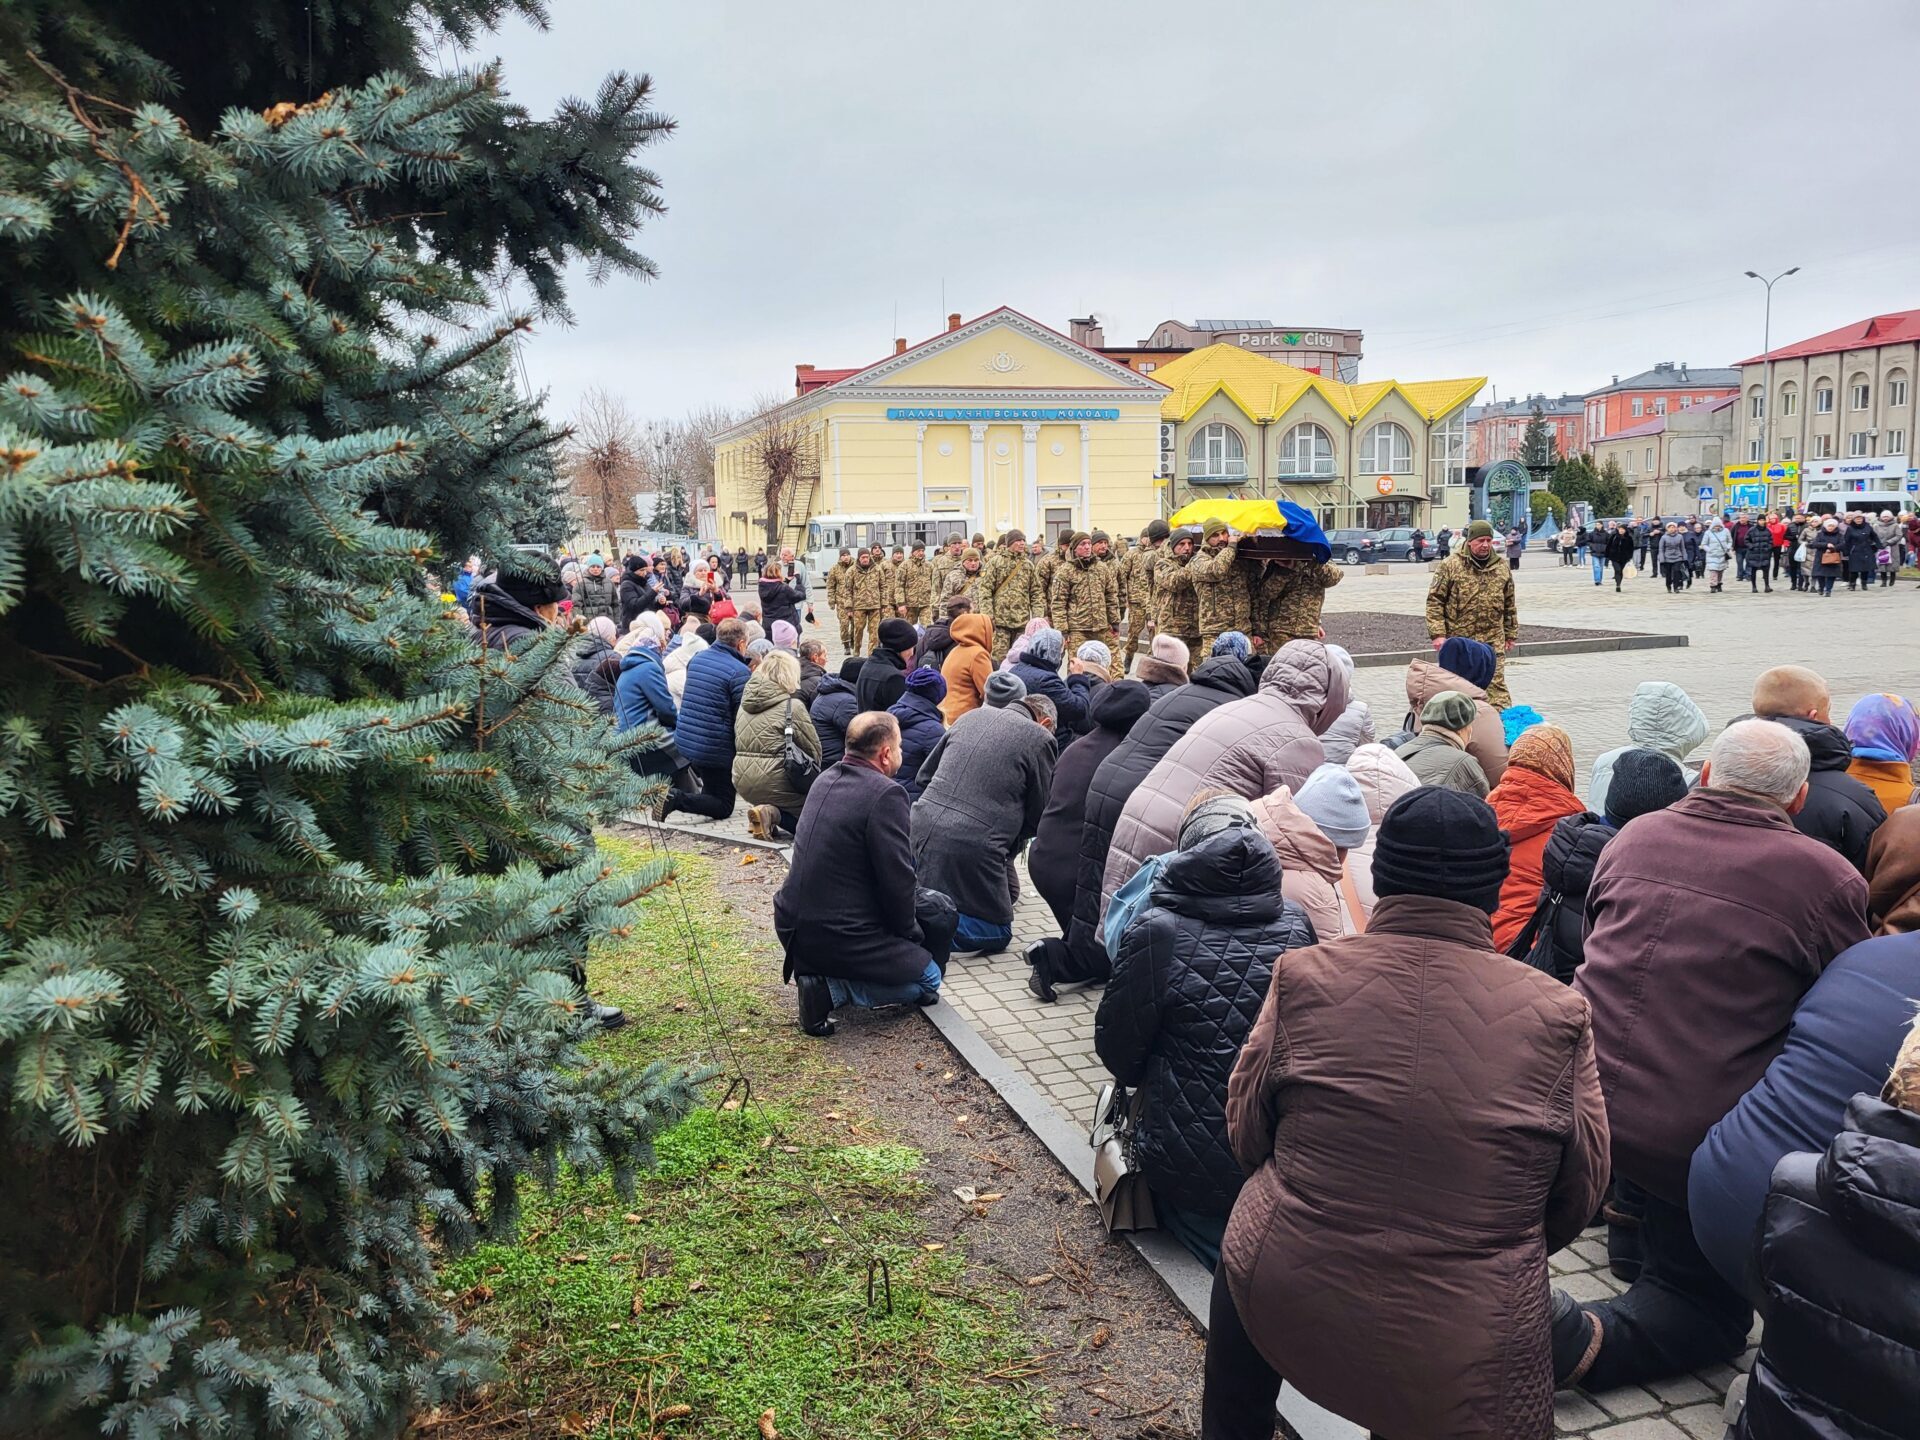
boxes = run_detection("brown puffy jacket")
[1224,894,1609,1440]
[1403,659,1508,784]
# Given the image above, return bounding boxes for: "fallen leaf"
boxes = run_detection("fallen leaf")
[658,1403,692,1420]
[922,1242,945,1252]
[1025,1273,1054,1287]
[687,1277,707,1293]
[976,1193,1004,1204]
[758,1408,780,1439]
[630,1291,645,1315]
[955,1114,970,1125]
[562,1253,588,1264]
[759,1134,773,1149]
[622,1212,643,1224]
[780,1145,800,1154]
[952,1185,978,1204]
[824,1110,842,1120]
[721,1098,741,1111]
[458,1283,494,1305]
[1090,1325,1111,1349]
[739,853,758,866]
[607,1252,630,1263]
[559,1413,590,1437]
[914,1061,925,1070]
[942,1071,954,1080]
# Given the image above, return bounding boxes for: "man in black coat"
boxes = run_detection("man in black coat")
[773,713,956,1037]
[1028,683,1152,928]
[855,618,916,713]
[1055,653,1256,991]
[1751,666,1886,873]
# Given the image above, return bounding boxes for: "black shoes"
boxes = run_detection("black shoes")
[587,999,628,1031]
[795,974,835,1037]
[1550,1288,1604,1388]
[1023,939,1057,1003]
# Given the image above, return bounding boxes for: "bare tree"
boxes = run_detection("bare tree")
[747,391,817,552]
[567,387,644,556]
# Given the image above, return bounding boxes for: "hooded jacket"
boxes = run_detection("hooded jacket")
[1403,658,1508,784]
[674,643,752,769]
[807,673,860,769]
[1487,764,1587,953]
[938,613,995,725]
[1223,894,1608,1440]
[1249,785,1347,940]
[571,633,619,715]
[1516,812,1614,983]
[1730,1094,1920,1440]
[855,645,910,714]
[1342,743,1418,922]
[1102,641,1349,910]
[1008,657,1086,743]
[1868,806,1920,935]
[1095,827,1318,1217]
[1742,524,1775,565]
[1589,681,1707,814]
[886,689,946,797]
[910,704,1056,924]
[663,632,709,703]
[468,580,550,655]
[1702,523,1735,569]
[1756,713,1887,873]
[1317,699,1375,768]
[1062,656,1256,985]
[1028,681,1153,931]
[731,668,821,813]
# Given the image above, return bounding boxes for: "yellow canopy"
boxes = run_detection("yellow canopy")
[1167,498,1291,533]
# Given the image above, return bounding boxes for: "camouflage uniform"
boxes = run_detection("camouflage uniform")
[1034,544,1070,619]
[978,546,1043,661]
[943,554,984,607]
[876,555,900,614]
[1257,560,1343,645]
[1424,550,1519,707]
[1050,549,1121,674]
[1190,535,1253,658]
[826,557,855,653]
[847,555,890,655]
[1153,547,1203,670]
[929,545,963,600]
[898,553,934,624]
[1118,540,1162,674]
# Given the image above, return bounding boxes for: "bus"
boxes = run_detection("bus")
[803,511,976,576]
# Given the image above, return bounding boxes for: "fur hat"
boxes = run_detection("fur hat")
[985,671,1028,708]
[1151,634,1191,668]
[1372,788,1510,914]
[1421,692,1478,732]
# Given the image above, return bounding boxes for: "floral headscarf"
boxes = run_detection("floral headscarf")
[1846,693,1920,762]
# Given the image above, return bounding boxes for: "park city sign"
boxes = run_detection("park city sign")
[1233,329,1349,351]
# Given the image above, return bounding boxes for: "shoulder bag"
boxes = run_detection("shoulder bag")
[781,698,820,795]
[1089,1081,1157,1233]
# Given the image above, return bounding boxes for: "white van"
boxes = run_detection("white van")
[803,512,975,577]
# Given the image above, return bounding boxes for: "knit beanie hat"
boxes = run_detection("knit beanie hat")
[1603,747,1688,828]
[1152,634,1191,668]
[903,665,948,703]
[1372,788,1511,914]
[985,671,1028,708]
[1421,691,1478,732]
[1090,528,1110,546]
[1178,792,1257,849]
[1465,519,1495,540]
[1076,639,1112,671]
[498,570,568,608]
[1025,626,1065,666]
[771,619,798,650]
[1508,723,1576,792]
[1202,516,1231,541]
[878,618,917,654]
[1211,630,1251,660]
[1144,518,1171,542]
[1437,636,1497,691]
[1295,764,1372,849]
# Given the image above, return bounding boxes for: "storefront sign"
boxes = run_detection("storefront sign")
[1374,475,1395,494]
[885,406,1119,421]
[1235,330,1347,351]
[1722,461,1799,484]
[1802,455,1910,484]
[1730,483,1768,510]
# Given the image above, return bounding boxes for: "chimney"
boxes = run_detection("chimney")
[947,312,962,332]
[894,337,908,355]
[794,362,815,398]
[1068,315,1106,347]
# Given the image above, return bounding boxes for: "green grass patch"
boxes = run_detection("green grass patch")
[439,838,1051,1439]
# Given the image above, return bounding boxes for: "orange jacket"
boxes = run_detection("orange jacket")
[939,614,994,726]
[1488,764,1587,952]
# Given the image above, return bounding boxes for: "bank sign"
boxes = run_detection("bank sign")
[885,406,1120,421]
[1722,461,1800,484]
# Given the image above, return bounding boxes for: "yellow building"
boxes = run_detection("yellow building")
[710,308,1167,553]
[1154,345,1485,531]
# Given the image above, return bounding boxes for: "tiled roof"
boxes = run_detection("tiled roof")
[1153,343,1483,425]
[1585,364,1741,395]
[1604,414,1667,440]
[1467,394,1583,420]
[1737,309,1920,364]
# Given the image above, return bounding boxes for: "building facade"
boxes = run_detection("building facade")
[708,308,1167,554]
[1590,395,1734,517]
[1736,309,1920,514]
[1152,344,1483,531]
[1133,318,1364,382]
[1583,362,1740,445]
[1465,393,1585,466]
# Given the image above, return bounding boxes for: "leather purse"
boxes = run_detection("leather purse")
[1089,1081,1157,1233]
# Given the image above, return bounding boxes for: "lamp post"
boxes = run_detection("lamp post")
[1744,267,1799,490]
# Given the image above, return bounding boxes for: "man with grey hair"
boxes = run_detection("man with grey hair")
[1549,716,1870,1391]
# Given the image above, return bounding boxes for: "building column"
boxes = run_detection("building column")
[915,422,927,509]
[968,423,988,526]
[1021,423,1040,536]
[1079,424,1092,524]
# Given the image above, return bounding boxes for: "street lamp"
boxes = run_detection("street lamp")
[1744,267,1799,488]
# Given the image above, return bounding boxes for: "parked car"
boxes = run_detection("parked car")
[1328,527,1434,564]
[1328,528,1373,565]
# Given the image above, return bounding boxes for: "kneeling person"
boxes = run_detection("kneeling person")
[773,712,956,1036]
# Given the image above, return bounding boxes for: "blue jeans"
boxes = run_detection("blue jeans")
[1591,553,1606,584]
[825,958,942,1009]
[954,912,1013,953]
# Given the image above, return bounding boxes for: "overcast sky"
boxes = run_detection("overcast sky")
[472,0,1920,423]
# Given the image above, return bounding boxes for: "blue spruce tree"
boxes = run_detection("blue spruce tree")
[0,3,692,1434]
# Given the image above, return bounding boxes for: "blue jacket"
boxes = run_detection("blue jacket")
[887,691,946,796]
[808,674,860,768]
[1689,932,1920,1301]
[453,569,475,605]
[1009,660,1086,743]
[614,646,677,733]
[675,644,750,768]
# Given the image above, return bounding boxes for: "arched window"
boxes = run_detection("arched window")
[1777,381,1798,417]
[1277,422,1335,477]
[1359,421,1412,474]
[1887,369,1909,409]
[1849,373,1871,411]
[1747,385,1765,420]
[1187,422,1247,479]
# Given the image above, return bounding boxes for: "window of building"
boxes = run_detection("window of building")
[1748,388,1765,420]
[1428,413,1467,488]
[1889,373,1909,408]
[1645,446,1656,470]
[1886,428,1906,456]
[1812,433,1833,458]
[1850,378,1870,411]
[1138,361,1156,373]
[1815,385,1834,414]
[1654,397,1668,415]
[1779,383,1797,416]
[1779,437,1796,460]
[1847,431,1872,457]
[1187,422,1247,479]
[1358,421,1412,474]
[1278,421,1336,477]
[1679,396,1692,409]
[1631,397,1644,417]
[1747,439,1762,461]
[1695,396,1709,405]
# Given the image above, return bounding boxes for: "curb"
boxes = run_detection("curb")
[614,812,792,855]
[1347,632,1688,669]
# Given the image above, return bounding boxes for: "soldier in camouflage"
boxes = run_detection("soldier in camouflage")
[977,528,1044,662]
[1050,532,1121,674]
[825,548,856,654]
[1425,518,1519,707]
[1035,535,1070,619]
[929,535,965,599]
[1152,528,1204,670]
[897,541,934,624]
[1117,519,1168,675]
[943,547,985,606]
[1257,557,1343,646]
[877,546,901,615]
[847,548,891,656]
[1189,517,1253,659]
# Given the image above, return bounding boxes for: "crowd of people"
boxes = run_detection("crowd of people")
[1546,509,1919,597]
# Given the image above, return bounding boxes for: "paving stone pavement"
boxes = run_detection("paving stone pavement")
[665,556,1912,1435]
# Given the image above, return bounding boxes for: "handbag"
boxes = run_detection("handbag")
[781,698,820,795]
[1793,542,1809,563]
[1089,1081,1157,1233]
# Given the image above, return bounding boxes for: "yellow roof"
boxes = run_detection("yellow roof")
[1153,343,1484,426]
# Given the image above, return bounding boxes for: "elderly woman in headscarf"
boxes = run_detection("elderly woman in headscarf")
[1844,692,1919,813]
[1487,723,1587,953]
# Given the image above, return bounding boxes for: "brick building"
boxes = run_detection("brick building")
[1465,393,1584,466]
[1583,362,1740,445]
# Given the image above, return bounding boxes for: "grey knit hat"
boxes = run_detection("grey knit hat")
[1026,626,1065,667]
[985,671,1028,708]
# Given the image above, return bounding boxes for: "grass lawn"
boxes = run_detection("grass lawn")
[438,834,1052,1440]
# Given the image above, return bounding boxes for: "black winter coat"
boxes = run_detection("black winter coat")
[1841,519,1881,577]
[1514,811,1614,983]
[1733,1094,1920,1440]
[808,674,859,768]
[571,634,619,715]
[1008,659,1087,743]
[1057,672,1104,747]
[759,577,808,629]
[1761,714,1886,873]
[1743,524,1775,567]
[468,581,549,655]
[887,690,946,796]
[1028,682,1152,931]
[618,570,658,630]
[920,618,956,673]
[796,657,826,708]
[1094,827,1318,1216]
[1060,655,1256,985]
[1604,529,1637,565]
[855,647,910,714]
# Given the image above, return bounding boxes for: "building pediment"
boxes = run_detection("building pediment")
[839,309,1168,395]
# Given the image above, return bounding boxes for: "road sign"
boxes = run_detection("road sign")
[1696,485,1715,501]
[1908,481,1919,493]
[1908,467,1918,480]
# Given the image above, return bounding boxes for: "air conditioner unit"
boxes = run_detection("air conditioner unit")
[1157,423,1176,479]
